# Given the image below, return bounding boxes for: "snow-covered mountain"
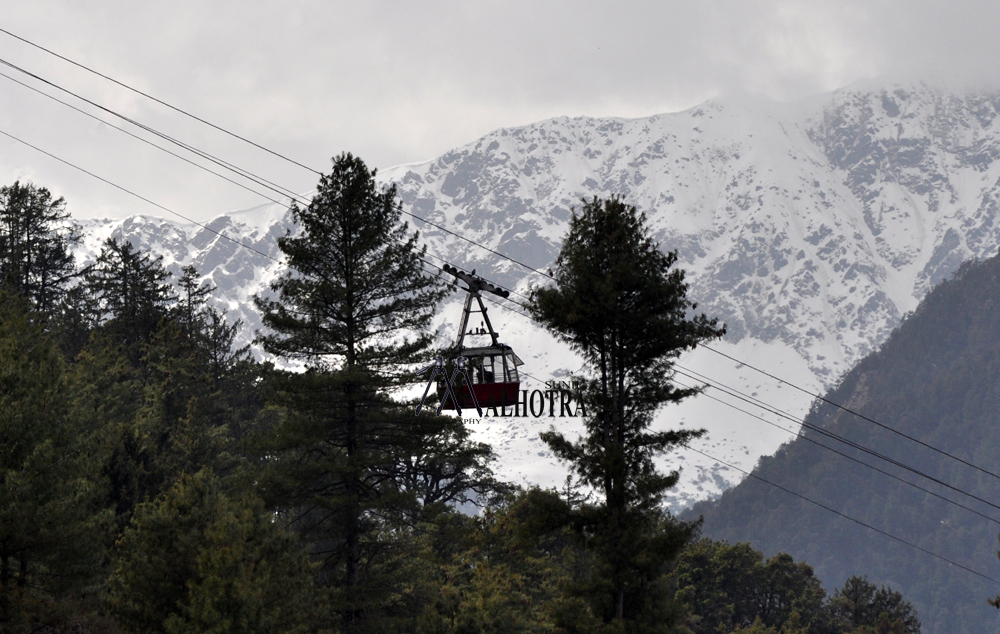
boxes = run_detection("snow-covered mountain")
[74,81,1000,510]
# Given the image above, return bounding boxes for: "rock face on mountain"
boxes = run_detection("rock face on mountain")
[72,81,1000,506]
[688,252,1000,634]
[76,203,289,346]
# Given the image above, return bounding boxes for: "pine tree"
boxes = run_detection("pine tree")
[73,294,259,533]
[0,294,106,627]
[529,196,725,628]
[86,237,175,364]
[51,282,101,358]
[170,265,252,384]
[135,320,231,491]
[0,181,80,317]
[255,152,446,373]
[109,469,319,634]
[173,264,213,338]
[253,152,492,632]
[202,308,252,383]
[416,491,579,634]
[673,540,830,634]
[190,306,261,450]
[831,576,920,634]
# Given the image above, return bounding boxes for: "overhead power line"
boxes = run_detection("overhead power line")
[0,128,281,264]
[702,344,1000,483]
[670,377,1000,526]
[674,365,1000,512]
[459,284,1000,586]
[468,286,1000,522]
[683,442,1000,585]
[405,212,551,279]
[469,281,1000,564]
[0,26,321,175]
[0,69,288,207]
[0,56,306,204]
[494,282,1000,515]
[448,281,1000,585]
[473,284,1000,521]
[469,293,1000,521]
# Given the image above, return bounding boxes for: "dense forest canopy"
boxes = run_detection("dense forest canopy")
[0,176,924,634]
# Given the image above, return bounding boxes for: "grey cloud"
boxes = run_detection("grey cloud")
[2,0,999,220]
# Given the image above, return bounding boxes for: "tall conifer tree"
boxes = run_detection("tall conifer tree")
[0,181,80,317]
[86,237,175,364]
[254,153,490,632]
[530,196,725,629]
[173,264,212,337]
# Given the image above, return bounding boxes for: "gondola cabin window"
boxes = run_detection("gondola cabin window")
[469,352,522,384]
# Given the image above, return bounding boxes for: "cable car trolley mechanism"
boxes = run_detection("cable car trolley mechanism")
[436,264,523,412]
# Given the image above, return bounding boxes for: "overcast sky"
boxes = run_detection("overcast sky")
[2,1,1000,222]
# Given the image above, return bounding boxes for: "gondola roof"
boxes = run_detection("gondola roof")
[455,345,523,366]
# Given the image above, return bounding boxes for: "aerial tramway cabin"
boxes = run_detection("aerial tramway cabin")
[438,264,523,411]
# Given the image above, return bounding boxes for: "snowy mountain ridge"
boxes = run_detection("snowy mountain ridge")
[71,81,1000,510]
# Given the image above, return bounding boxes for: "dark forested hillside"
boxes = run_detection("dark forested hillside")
[690,252,1000,634]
